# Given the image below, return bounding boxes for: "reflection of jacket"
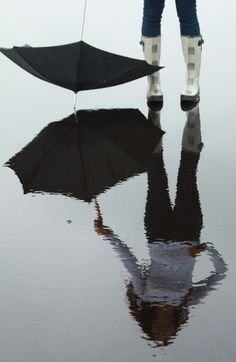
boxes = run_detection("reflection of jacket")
[144,242,196,305]
[124,240,226,346]
[104,233,226,307]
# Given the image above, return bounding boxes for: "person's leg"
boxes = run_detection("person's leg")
[175,0,200,37]
[175,0,203,103]
[141,1,165,109]
[142,0,165,37]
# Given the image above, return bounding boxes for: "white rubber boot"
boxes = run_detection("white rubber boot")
[140,36,163,108]
[181,36,203,103]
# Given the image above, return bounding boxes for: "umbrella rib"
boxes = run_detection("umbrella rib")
[12,50,51,83]
[102,147,146,189]
[89,128,142,197]
[21,125,76,192]
[102,64,160,89]
[75,124,142,201]
[82,123,142,166]
[104,152,116,181]
[13,49,68,89]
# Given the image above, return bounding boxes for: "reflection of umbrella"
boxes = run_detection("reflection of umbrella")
[5,109,164,202]
[0,41,161,93]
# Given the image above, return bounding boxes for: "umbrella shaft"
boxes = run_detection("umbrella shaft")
[81,0,88,40]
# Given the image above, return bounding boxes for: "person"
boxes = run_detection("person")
[141,0,203,108]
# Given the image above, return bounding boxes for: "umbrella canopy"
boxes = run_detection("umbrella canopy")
[5,109,164,202]
[0,41,161,93]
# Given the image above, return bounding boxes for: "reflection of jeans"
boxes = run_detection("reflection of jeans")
[144,150,203,243]
[142,0,201,37]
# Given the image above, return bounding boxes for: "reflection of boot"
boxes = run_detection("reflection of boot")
[173,106,203,242]
[181,36,203,105]
[148,109,163,154]
[182,105,203,153]
[148,109,161,128]
[140,36,163,110]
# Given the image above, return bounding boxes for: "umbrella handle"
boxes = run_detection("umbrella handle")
[94,199,113,237]
[94,198,103,223]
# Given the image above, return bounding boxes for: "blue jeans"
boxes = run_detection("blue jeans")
[142,0,201,37]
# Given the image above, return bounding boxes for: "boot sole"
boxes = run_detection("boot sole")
[147,95,164,111]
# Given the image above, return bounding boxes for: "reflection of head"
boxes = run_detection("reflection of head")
[126,282,189,346]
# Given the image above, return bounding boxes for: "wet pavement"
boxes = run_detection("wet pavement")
[0,1,236,361]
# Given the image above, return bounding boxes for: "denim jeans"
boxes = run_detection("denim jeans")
[142,0,201,37]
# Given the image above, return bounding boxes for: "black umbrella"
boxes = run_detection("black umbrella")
[0,41,161,93]
[5,109,164,202]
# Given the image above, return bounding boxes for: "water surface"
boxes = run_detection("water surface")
[0,1,235,361]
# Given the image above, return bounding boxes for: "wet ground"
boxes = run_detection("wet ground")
[0,1,236,361]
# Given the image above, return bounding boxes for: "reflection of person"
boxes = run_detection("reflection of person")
[141,0,203,107]
[94,106,227,347]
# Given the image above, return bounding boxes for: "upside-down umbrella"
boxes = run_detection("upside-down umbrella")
[0,41,161,93]
[5,109,164,202]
